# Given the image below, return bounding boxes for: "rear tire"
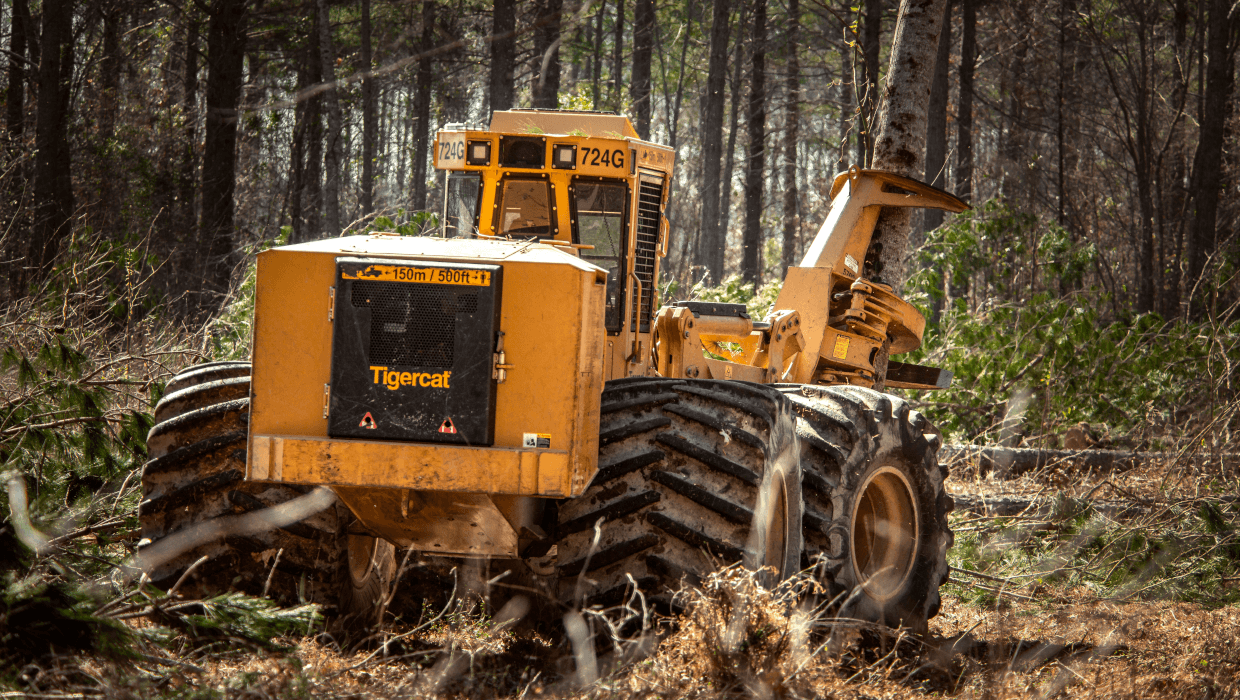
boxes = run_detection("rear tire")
[555,378,803,611]
[140,362,394,626]
[778,384,953,633]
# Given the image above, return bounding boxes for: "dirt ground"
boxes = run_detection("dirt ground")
[10,456,1240,699]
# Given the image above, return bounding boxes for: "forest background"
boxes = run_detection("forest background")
[0,0,1237,458]
[0,0,1239,695]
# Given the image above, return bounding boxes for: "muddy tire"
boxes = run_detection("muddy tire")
[555,378,803,611]
[140,362,395,626]
[777,384,953,633]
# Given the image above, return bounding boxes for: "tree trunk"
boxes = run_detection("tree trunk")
[28,0,75,288]
[693,0,731,281]
[740,0,766,286]
[1185,0,1236,313]
[6,0,28,138]
[779,0,799,276]
[665,0,695,151]
[718,23,746,264]
[412,0,435,210]
[4,0,30,298]
[315,0,342,235]
[954,0,974,201]
[922,0,951,234]
[303,13,325,242]
[361,0,375,214]
[861,0,882,165]
[98,2,122,238]
[838,47,851,171]
[631,0,654,139]
[179,16,199,240]
[591,0,605,108]
[611,0,625,109]
[199,0,247,301]
[533,0,563,108]
[866,0,946,289]
[490,0,516,112]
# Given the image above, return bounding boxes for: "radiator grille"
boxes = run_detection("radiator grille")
[351,281,479,368]
[631,177,663,332]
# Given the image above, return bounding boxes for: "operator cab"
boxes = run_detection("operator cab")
[433,110,675,371]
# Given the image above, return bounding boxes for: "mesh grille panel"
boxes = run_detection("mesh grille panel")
[351,281,479,368]
[631,178,663,332]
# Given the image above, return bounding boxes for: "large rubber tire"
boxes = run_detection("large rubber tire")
[777,384,953,633]
[139,362,395,626]
[555,378,803,611]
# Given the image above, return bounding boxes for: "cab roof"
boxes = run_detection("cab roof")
[488,109,639,139]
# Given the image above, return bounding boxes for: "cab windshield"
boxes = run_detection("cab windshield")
[497,179,552,236]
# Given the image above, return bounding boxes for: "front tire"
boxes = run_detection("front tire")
[779,384,953,633]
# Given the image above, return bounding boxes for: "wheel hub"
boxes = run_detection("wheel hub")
[850,466,918,601]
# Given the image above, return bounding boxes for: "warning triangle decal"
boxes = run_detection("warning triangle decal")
[359,412,377,429]
[438,417,457,434]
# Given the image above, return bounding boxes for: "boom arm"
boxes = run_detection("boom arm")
[800,167,969,275]
[651,167,969,390]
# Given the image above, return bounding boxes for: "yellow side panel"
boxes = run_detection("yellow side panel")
[251,250,336,438]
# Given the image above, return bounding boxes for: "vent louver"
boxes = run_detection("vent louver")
[631,176,663,332]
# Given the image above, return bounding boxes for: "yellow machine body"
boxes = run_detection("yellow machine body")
[243,109,965,559]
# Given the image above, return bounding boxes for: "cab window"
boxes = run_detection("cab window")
[497,179,552,236]
[572,178,628,332]
[443,172,480,238]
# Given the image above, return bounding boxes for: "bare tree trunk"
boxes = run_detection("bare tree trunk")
[6,0,28,138]
[718,24,746,263]
[694,0,731,281]
[1185,0,1236,314]
[315,0,342,235]
[29,0,75,289]
[631,0,654,138]
[1,0,31,300]
[199,0,246,302]
[533,0,563,108]
[591,0,605,108]
[779,0,799,276]
[361,0,376,214]
[289,9,324,244]
[838,46,851,171]
[954,0,974,200]
[179,16,199,240]
[741,0,766,286]
[861,0,882,165]
[664,0,695,151]
[412,1,435,210]
[922,0,951,235]
[611,0,625,109]
[867,0,947,289]
[98,2,122,238]
[490,0,516,112]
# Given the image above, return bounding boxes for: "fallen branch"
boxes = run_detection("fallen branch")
[941,444,1240,478]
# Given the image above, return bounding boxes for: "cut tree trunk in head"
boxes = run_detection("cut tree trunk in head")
[866,0,947,291]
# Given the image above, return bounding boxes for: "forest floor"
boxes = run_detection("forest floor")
[9,453,1239,700]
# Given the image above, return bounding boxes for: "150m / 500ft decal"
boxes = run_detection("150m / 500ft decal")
[343,264,491,286]
[372,366,451,390]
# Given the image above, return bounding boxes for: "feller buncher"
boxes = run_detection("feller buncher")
[139,109,966,633]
